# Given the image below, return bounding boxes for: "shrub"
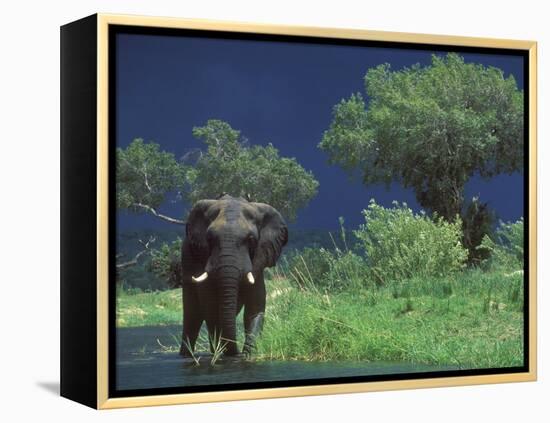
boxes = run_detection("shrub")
[150,238,183,288]
[354,200,468,285]
[478,218,524,270]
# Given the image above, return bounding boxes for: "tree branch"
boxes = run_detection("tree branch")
[116,236,157,269]
[133,203,185,225]
[142,164,153,193]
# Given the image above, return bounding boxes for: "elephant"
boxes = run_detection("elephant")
[179,194,288,358]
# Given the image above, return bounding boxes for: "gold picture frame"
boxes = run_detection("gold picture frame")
[60,13,537,409]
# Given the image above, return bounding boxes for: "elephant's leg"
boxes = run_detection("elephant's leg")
[180,285,202,357]
[181,312,202,357]
[205,302,244,355]
[243,312,264,356]
[242,273,266,356]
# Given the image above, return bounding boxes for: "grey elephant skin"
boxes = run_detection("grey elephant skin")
[180,195,288,357]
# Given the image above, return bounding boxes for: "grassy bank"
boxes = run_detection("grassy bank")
[117,268,524,369]
[117,288,182,327]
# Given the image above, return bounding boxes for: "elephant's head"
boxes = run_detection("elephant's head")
[182,194,288,354]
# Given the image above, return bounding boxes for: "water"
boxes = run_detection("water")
[116,326,457,391]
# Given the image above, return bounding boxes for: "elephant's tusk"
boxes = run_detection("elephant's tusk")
[246,272,255,284]
[192,272,208,283]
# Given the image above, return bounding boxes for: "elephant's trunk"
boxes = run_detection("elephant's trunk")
[217,264,240,356]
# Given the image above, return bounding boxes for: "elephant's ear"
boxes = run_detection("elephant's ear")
[252,203,288,272]
[186,199,215,257]
[181,200,215,281]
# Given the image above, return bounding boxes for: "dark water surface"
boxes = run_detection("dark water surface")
[116,326,458,391]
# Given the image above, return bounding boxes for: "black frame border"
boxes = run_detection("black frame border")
[107,24,530,399]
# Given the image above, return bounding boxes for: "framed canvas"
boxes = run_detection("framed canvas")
[60,13,537,409]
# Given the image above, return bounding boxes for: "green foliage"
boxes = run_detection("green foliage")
[116,288,182,327]
[319,53,524,224]
[116,139,187,212]
[285,204,468,291]
[354,200,468,285]
[187,120,319,221]
[318,93,372,174]
[478,218,524,270]
[116,121,319,224]
[150,238,183,288]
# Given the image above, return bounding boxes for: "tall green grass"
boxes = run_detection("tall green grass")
[257,270,523,368]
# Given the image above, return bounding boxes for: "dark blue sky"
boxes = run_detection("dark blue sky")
[116,32,524,231]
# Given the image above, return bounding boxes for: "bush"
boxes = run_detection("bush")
[478,218,524,270]
[150,238,183,288]
[354,200,468,285]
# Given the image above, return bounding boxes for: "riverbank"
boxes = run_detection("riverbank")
[116,268,524,369]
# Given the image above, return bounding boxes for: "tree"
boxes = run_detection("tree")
[187,120,319,221]
[116,139,188,224]
[319,53,523,259]
[117,121,319,224]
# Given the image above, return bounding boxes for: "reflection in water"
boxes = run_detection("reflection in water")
[116,325,458,391]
